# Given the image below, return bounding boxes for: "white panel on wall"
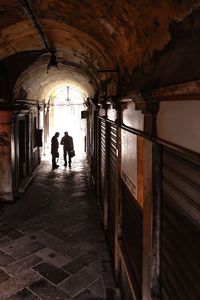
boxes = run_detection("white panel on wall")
[99,107,106,117]
[122,101,144,130]
[157,101,200,153]
[121,129,137,198]
[0,111,13,201]
[107,106,117,122]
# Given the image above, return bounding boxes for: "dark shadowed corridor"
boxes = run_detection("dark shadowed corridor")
[0,158,121,299]
[0,1,200,299]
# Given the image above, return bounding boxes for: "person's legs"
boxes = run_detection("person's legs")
[52,156,57,169]
[63,149,67,166]
[67,150,71,166]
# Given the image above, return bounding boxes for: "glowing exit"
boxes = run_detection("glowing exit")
[49,86,87,157]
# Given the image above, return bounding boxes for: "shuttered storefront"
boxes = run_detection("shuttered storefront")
[98,118,107,216]
[121,180,143,300]
[161,147,200,300]
[107,122,117,253]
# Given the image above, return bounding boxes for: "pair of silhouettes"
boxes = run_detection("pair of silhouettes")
[51,131,74,169]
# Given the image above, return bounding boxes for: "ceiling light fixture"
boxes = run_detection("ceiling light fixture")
[47,52,58,73]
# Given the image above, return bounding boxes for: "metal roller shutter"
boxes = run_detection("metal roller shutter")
[99,119,107,215]
[121,180,143,300]
[161,147,200,300]
[107,122,117,253]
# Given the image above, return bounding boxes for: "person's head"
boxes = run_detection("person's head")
[55,132,59,137]
[64,131,68,136]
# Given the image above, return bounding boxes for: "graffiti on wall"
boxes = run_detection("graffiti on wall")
[0,132,9,146]
[0,132,9,157]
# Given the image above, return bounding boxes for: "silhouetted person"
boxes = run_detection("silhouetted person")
[51,132,60,169]
[60,131,74,167]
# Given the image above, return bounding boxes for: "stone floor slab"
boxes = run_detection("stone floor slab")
[33,262,70,284]
[29,278,70,299]
[36,247,71,267]
[0,249,17,267]
[0,268,11,283]
[0,224,24,240]
[0,158,121,299]
[6,288,39,300]
[58,266,100,297]
[12,241,45,259]
[72,288,103,299]
[63,249,98,274]
[88,278,106,297]
[5,254,42,275]
[0,269,41,299]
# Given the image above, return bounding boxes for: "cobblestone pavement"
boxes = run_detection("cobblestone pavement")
[0,157,121,299]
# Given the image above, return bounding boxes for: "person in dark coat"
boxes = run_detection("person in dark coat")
[51,132,60,169]
[60,131,74,167]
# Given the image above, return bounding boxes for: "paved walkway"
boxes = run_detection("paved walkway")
[0,157,121,299]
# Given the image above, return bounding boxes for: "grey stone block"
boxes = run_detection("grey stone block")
[72,288,103,299]
[88,278,106,297]
[59,266,100,297]
[5,255,42,275]
[13,242,45,259]
[6,288,38,300]
[0,268,11,283]
[0,269,41,299]
[63,250,97,274]
[33,262,70,284]
[29,278,70,299]
[0,250,17,267]
[36,247,71,267]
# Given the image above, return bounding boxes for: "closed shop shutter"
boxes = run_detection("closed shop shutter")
[161,147,200,300]
[121,180,143,300]
[107,122,117,253]
[99,119,107,215]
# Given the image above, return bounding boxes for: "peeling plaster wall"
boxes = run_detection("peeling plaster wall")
[0,112,13,201]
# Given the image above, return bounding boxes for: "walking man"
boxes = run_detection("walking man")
[60,131,74,167]
[51,132,60,169]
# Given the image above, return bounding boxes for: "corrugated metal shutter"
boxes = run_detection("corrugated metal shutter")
[161,147,200,300]
[99,119,107,215]
[121,180,143,300]
[107,122,117,253]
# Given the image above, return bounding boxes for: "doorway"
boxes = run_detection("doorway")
[47,85,87,161]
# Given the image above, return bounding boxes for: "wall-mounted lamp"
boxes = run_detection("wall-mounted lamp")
[47,52,58,73]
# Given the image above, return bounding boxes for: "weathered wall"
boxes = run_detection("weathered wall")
[157,101,200,153]
[0,111,13,201]
[1,1,200,101]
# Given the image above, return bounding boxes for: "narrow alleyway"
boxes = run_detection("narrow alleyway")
[0,157,121,299]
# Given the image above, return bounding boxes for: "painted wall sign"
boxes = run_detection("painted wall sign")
[121,129,137,198]
[157,101,200,153]
[0,111,13,201]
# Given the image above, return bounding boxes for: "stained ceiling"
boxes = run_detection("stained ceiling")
[0,0,200,100]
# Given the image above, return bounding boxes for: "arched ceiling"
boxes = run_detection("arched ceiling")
[13,54,97,100]
[0,0,200,100]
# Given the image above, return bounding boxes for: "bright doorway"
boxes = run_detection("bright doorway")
[47,85,87,160]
